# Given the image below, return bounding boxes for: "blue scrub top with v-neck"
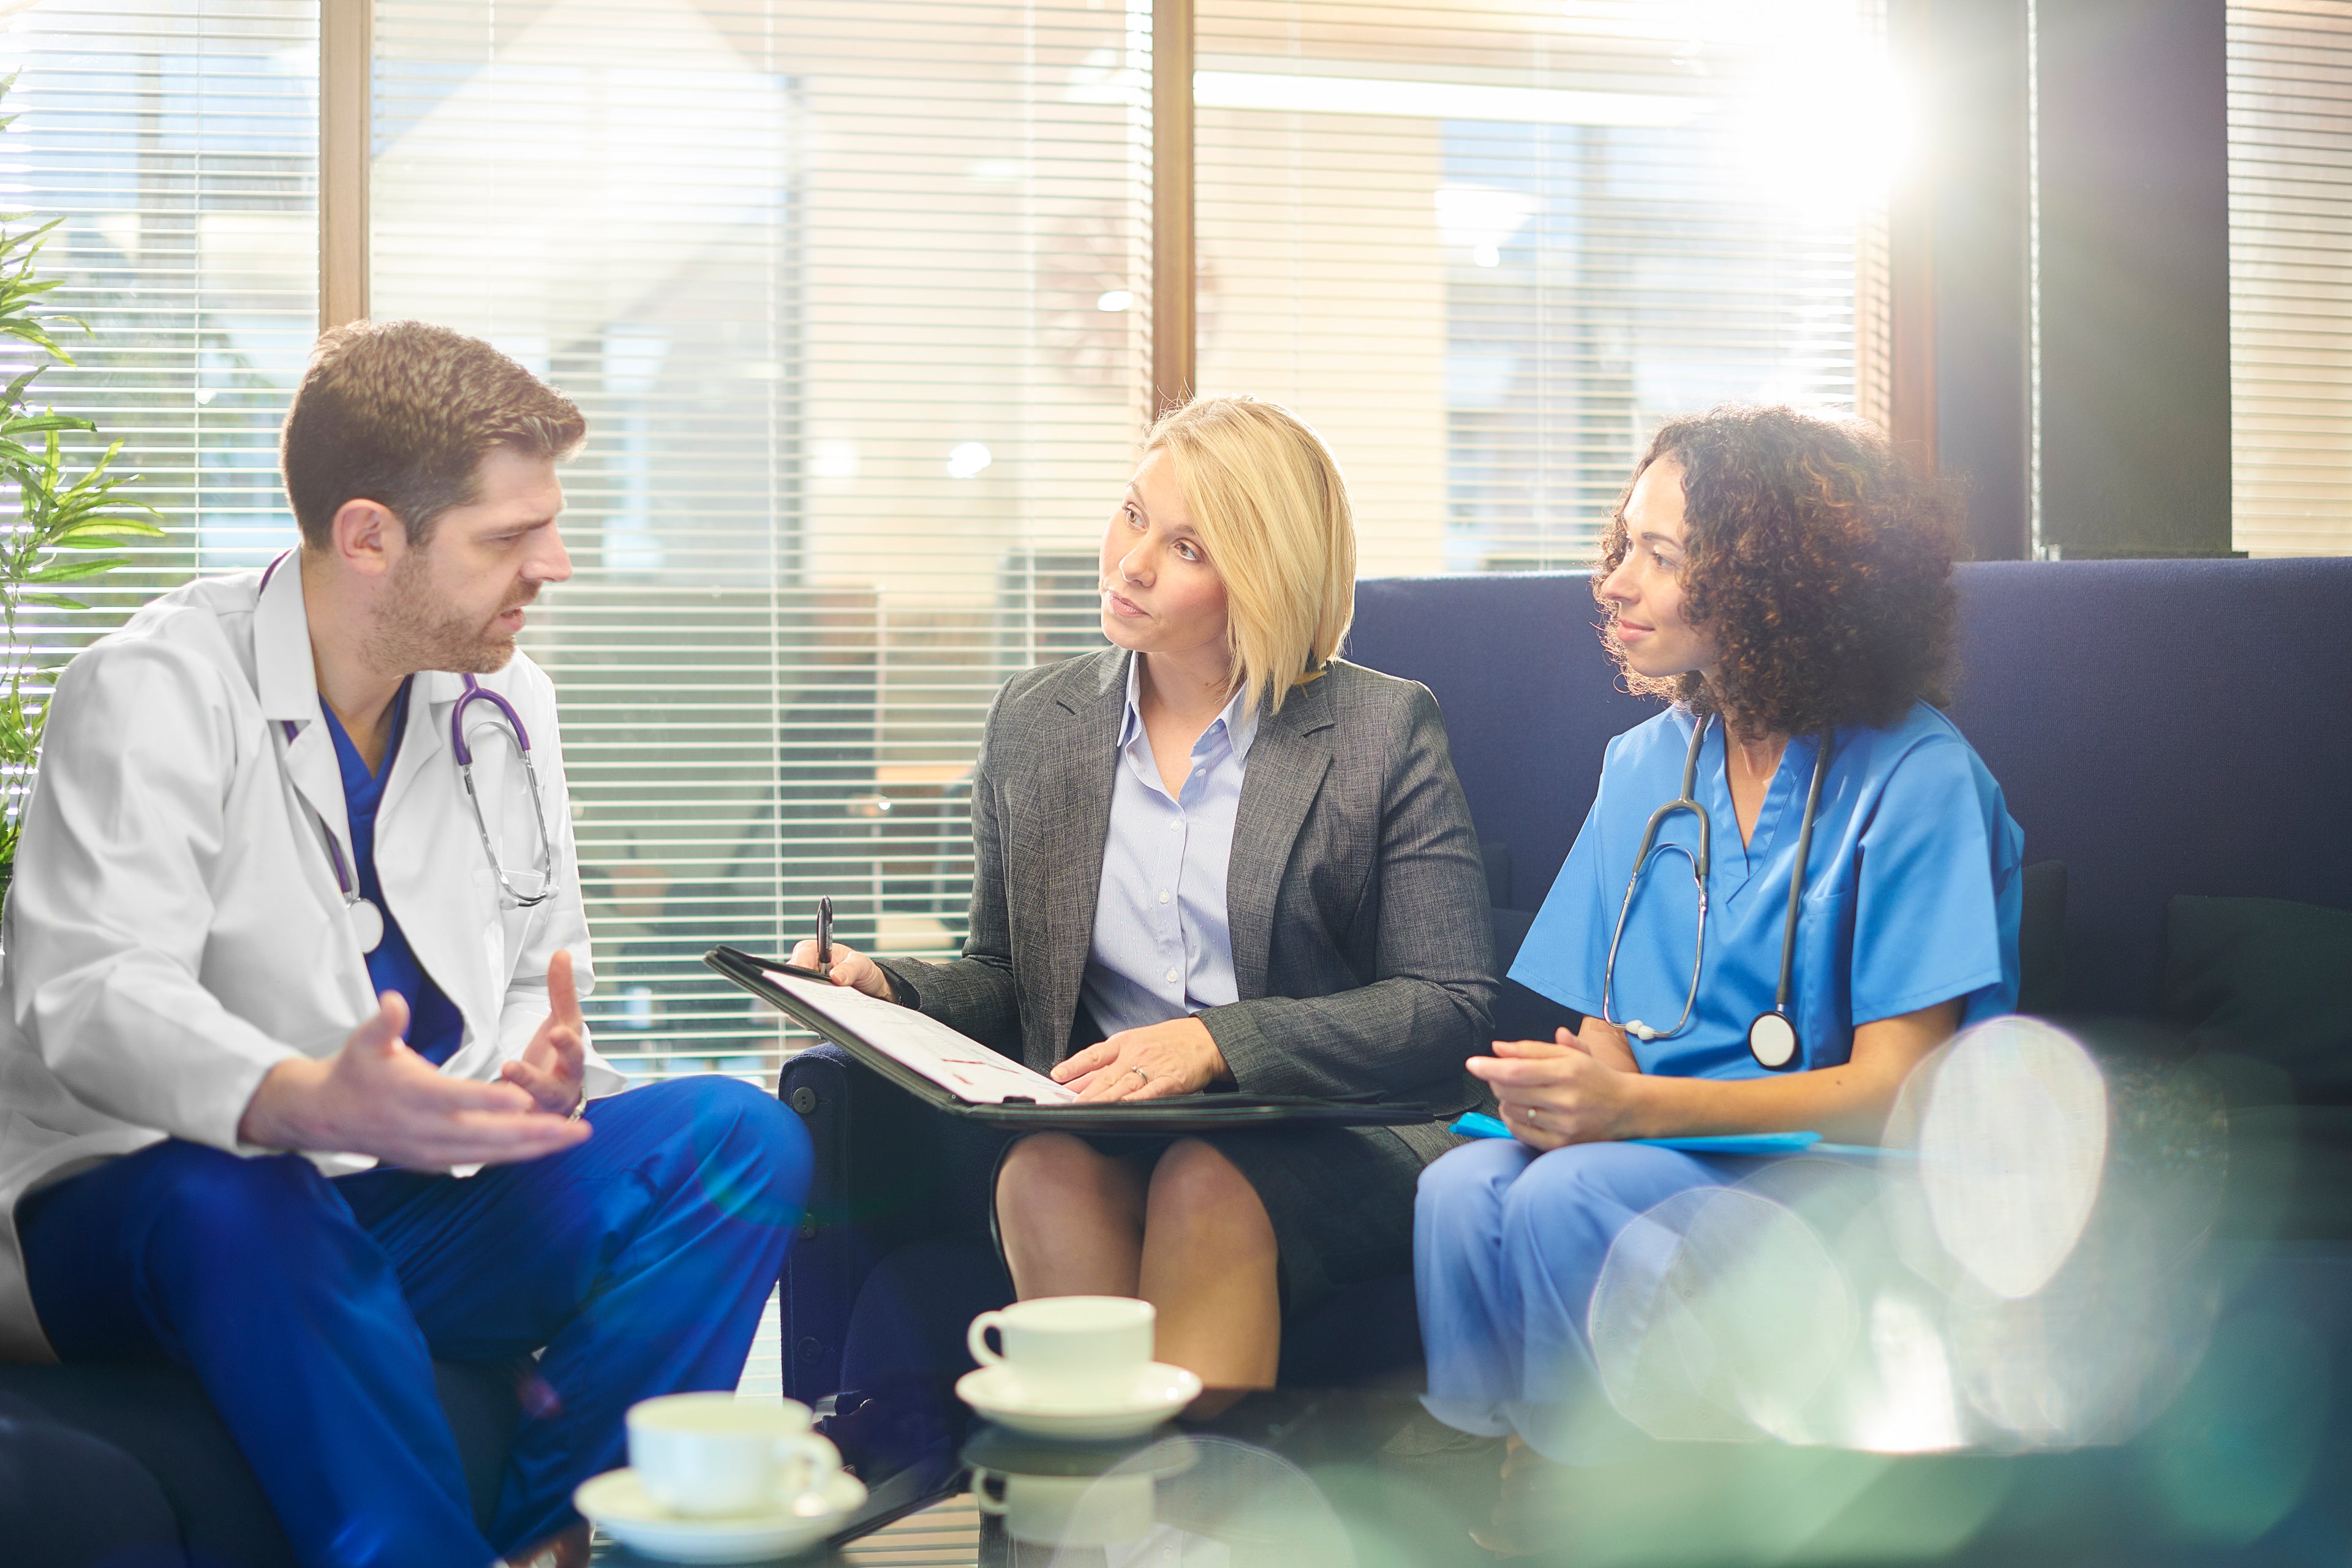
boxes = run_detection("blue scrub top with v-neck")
[320,678,467,1066]
[1509,699,2024,1078]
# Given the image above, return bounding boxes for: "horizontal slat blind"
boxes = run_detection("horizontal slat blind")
[1,0,318,653]
[1193,0,1887,572]
[2228,1,2352,557]
[371,0,1151,1081]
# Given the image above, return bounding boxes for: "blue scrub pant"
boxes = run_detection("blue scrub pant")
[18,1075,810,1568]
[1414,1137,1735,1462]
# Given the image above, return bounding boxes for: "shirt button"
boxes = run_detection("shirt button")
[1158,890,1170,904]
[1194,766,1205,775]
[1165,967,1180,984]
[1169,820,1181,831]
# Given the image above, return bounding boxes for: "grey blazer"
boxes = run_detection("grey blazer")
[877,648,1499,1167]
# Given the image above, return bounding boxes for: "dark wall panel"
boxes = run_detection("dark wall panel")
[1926,0,2033,562]
[2034,0,2233,557]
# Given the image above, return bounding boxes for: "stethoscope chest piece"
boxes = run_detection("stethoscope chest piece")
[347,896,385,954]
[1747,1008,1800,1071]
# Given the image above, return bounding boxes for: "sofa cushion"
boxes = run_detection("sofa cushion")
[0,1391,183,1568]
[0,1357,524,1566]
[2167,895,2352,1104]
[1350,559,2352,1017]
[2018,861,2068,1016]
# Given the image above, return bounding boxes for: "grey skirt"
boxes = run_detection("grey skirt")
[990,1121,1452,1320]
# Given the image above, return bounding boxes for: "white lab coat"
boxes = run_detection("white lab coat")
[0,558,624,1360]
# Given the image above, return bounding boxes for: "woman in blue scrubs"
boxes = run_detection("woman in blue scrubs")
[1415,404,2024,1468]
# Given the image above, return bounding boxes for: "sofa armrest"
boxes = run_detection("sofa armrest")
[777,1044,965,1402]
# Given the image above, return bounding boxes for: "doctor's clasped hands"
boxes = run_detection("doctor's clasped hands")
[1472,1023,1643,1151]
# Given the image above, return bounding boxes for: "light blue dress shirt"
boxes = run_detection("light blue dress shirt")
[1080,656,1259,1039]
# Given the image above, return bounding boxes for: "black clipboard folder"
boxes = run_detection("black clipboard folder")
[706,946,1442,1134]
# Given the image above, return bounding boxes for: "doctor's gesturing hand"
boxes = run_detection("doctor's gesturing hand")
[499,949,590,1115]
[237,952,594,1170]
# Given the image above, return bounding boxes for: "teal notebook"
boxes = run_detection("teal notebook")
[1447,1114,1905,1159]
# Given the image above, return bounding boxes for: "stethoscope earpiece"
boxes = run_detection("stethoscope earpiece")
[1624,1020,1659,1042]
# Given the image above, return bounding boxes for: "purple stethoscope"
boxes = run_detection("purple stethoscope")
[262,553,558,953]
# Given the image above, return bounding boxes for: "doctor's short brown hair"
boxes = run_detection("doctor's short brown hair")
[1596,404,1965,739]
[280,320,586,550]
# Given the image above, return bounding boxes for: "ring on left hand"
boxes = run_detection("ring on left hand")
[1130,1066,1150,1084]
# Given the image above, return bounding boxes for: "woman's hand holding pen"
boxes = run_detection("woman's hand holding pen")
[1055,1016,1231,1101]
[787,938,894,1002]
[1468,1025,1645,1151]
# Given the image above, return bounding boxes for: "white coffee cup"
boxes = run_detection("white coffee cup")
[967,1295,1155,1403]
[625,1393,840,1518]
[973,1469,1155,1547]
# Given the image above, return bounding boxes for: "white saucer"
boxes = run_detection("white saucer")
[955,1362,1204,1441]
[574,1467,866,1563]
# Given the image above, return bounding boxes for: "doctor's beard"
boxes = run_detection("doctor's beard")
[370,547,541,675]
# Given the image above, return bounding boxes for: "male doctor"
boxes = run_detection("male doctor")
[0,320,810,1568]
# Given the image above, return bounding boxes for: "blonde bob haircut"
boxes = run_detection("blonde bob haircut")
[1144,394,1356,715]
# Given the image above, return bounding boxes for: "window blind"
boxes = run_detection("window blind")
[1,0,318,642]
[371,0,1153,1081]
[2228,1,2352,557]
[1193,0,1893,571]
[9,0,1906,1094]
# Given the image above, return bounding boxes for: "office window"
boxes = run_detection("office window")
[7,0,1905,1085]
[0,0,318,624]
[1193,0,1894,572]
[2228,1,2352,557]
[372,0,1152,1077]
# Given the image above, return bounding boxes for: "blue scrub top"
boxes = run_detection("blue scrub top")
[321,679,466,1066]
[1510,701,2024,1078]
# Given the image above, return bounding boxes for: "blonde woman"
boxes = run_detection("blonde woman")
[793,396,1497,1386]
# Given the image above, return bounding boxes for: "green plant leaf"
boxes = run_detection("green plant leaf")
[26,556,132,584]
[51,519,167,546]
[0,72,164,886]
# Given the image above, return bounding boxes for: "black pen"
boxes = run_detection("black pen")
[817,895,833,974]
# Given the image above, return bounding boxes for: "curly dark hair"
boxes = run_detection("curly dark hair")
[1594,405,1964,739]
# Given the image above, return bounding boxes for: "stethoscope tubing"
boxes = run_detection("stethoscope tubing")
[453,676,559,909]
[1600,712,1834,1066]
[1776,728,1834,1014]
[1600,714,1714,1044]
[258,552,560,923]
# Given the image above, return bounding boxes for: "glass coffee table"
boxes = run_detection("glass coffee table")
[589,1381,1504,1567]
[589,1352,2352,1568]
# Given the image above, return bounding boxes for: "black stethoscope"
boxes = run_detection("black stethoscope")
[1599,714,1833,1071]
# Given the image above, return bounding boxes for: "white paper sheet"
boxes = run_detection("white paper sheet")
[764,971,1079,1105]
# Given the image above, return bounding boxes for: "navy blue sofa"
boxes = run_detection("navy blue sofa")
[0,1355,527,1567]
[10,559,2340,1563]
[775,557,2352,1403]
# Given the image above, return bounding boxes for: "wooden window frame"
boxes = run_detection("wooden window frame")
[320,0,1924,453]
[1150,0,1194,418]
[320,0,370,331]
